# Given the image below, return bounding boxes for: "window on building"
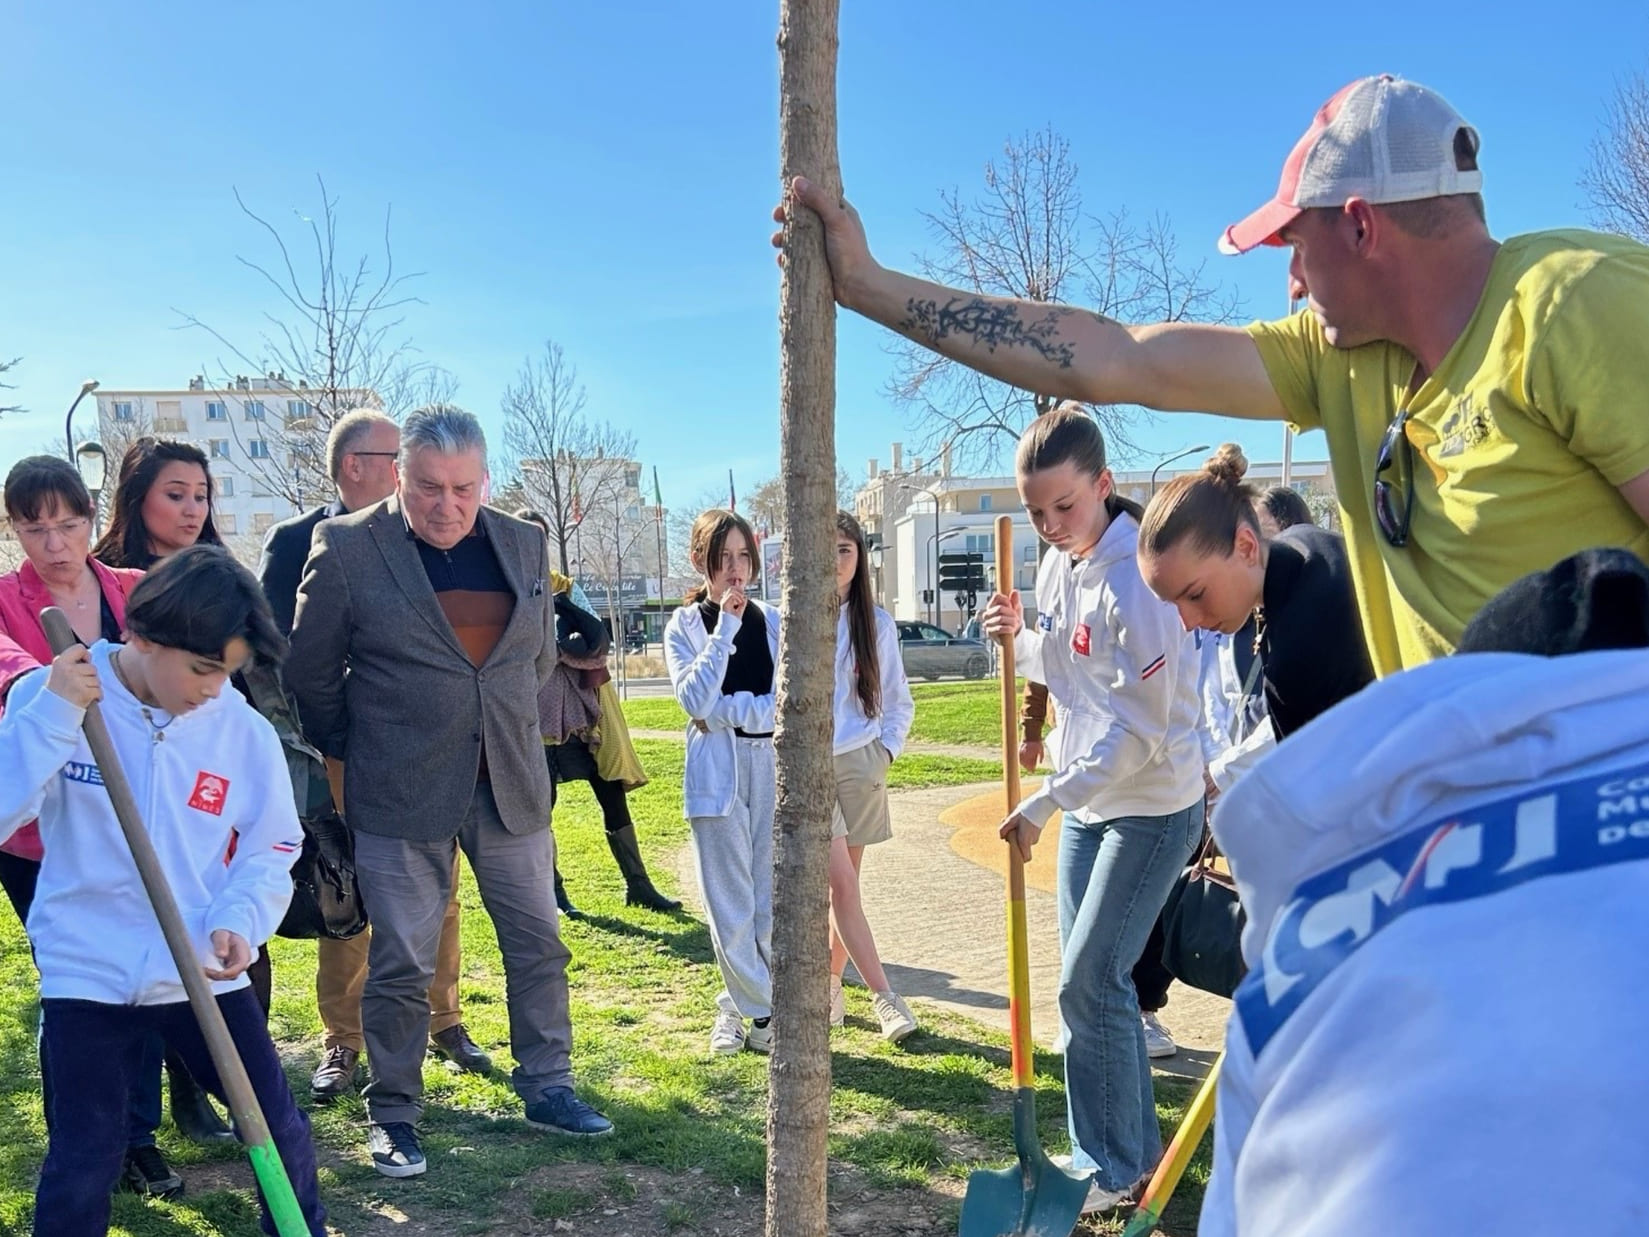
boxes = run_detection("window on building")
[979,495,993,511]
[206,401,227,421]
[245,400,265,421]
[209,440,230,460]
[113,401,134,421]
[249,439,271,459]
[218,476,234,498]
[1018,566,1035,590]
[286,400,310,420]
[252,512,274,534]
[217,513,238,535]
[964,533,990,554]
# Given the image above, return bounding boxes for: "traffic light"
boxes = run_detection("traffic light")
[938,551,987,593]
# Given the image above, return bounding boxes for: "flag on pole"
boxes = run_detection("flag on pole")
[728,468,737,512]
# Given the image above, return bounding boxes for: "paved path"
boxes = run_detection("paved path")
[674,775,1228,1082]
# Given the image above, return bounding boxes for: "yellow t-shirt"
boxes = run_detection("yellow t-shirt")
[1247,229,1649,676]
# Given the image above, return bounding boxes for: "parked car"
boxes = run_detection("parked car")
[896,621,992,681]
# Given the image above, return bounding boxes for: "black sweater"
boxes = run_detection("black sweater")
[1260,525,1375,739]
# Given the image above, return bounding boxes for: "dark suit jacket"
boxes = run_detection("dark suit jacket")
[284,498,556,842]
[259,500,346,636]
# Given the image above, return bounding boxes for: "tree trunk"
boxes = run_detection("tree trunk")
[768,3,840,1236]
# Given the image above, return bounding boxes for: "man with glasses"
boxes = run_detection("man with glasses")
[258,409,490,1101]
[776,74,1649,676]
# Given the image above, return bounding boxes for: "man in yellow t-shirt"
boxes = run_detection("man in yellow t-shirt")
[777,74,1649,676]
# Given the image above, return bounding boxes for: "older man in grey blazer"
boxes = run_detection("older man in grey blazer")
[286,405,612,1179]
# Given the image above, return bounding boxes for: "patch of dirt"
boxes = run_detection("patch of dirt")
[321,1161,964,1237]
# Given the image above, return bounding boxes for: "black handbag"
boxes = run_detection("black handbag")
[240,660,369,941]
[1159,832,1246,999]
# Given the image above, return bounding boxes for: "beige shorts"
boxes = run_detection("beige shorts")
[831,740,893,847]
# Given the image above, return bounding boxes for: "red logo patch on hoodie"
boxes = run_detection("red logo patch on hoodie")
[188,772,230,816]
[1072,623,1092,657]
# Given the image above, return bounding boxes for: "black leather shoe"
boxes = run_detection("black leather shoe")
[310,1044,360,1101]
[119,1145,184,1199]
[430,1023,493,1073]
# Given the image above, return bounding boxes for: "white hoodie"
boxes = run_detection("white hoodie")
[0,642,303,1006]
[833,606,915,758]
[664,599,781,820]
[1202,650,1649,1237]
[1014,512,1203,826]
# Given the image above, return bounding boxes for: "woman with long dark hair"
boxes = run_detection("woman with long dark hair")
[826,511,918,1040]
[93,438,222,569]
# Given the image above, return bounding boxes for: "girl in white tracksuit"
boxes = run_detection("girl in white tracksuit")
[663,509,780,1057]
[826,510,918,1042]
[982,407,1204,1210]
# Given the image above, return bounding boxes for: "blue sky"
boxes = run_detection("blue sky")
[3,0,1645,511]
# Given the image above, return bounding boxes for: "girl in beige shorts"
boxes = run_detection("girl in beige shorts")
[828,512,918,1042]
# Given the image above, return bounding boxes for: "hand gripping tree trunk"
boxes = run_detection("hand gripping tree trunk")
[769,3,840,1235]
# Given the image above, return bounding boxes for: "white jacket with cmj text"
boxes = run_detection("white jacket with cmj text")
[1202,649,1649,1237]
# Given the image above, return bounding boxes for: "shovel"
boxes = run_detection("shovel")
[42,609,310,1237]
[1120,1052,1222,1236]
[959,516,1090,1237]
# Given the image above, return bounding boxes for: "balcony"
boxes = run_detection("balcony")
[155,418,189,434]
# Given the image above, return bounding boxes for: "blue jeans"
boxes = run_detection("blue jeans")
[1057,803,1203,1190]
[35,987,327,1236]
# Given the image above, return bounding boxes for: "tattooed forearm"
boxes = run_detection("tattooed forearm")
[897,297,1078,368]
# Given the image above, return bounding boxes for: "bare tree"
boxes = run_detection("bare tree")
[745,464,855,537]
[0,357,20,416]
[1581,70,1649,244]
[500,341,640,576]
[769,1,840,1232]
[889,127,1240,470]
[175,176,441,507]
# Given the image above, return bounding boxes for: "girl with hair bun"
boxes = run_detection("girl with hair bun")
[1138,444,1373,741]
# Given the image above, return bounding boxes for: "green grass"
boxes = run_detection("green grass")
[906,680,1020,749]
[0,738,1205,1234]
[623,684,1010,754]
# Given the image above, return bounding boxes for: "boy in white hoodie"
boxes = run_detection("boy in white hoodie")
[1202,549,1649,1237]
[0,545,326,1237]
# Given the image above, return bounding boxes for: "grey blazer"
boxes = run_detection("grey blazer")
[285,498,556,842]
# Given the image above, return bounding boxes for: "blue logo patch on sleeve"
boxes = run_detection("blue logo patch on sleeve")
[62,762,105,786]
[1037,613,1053,632]
[1236,760,1649,1056]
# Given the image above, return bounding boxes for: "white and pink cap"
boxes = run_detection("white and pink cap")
[1219,75,1482,255]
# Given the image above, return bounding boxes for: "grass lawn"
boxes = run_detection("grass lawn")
[905,681,1018,749]
[0,739,1207,1235]
[622,682,1009,753]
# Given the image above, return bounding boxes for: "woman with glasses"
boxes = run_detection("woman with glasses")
[0,456,186,1198]
[1136,444,1373,742]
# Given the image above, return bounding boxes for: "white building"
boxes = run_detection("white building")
[92,374,380,543]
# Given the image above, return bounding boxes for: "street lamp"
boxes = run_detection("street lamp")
[900,482,943,624]
[1150,443,1211,496]
[869,542,884,606]
[74,441,108,537]
[63,379,100,461]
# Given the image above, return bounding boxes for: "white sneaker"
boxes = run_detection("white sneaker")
[1141,1011,1177,1059]
[871,991,918,1043]
[828,976,845,1027]
[709,1010,745,1056]
[745,1018,775,1054]
[1047,1156,1128,1216]
[1081,1182,1131,1215]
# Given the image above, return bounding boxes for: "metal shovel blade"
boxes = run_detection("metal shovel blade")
[959,1150,1090,1237]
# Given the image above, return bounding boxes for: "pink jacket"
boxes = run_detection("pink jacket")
[0,557,145,861]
